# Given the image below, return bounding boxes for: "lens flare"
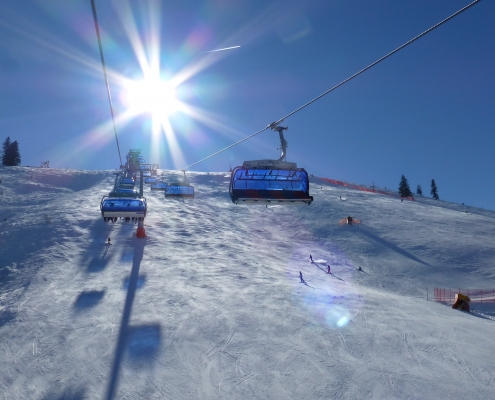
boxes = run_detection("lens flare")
[123,78,179,118]
[288,240,363,330]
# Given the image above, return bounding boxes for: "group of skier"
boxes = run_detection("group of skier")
[300,254,333,283]
[301,254,362,283]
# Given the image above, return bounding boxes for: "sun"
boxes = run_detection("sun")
[123,77,179,119]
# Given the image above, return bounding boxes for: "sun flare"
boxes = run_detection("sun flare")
[123,78,179,118]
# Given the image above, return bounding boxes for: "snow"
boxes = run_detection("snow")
[1,165,495,399]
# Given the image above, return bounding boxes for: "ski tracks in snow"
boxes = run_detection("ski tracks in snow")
[402,333,423,372]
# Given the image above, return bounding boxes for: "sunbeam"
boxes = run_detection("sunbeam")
[1,0,286,170]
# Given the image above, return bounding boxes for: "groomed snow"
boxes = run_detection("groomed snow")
[1,166,495,399]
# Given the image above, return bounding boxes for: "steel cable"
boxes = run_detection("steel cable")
[90,0,123,167]
[182,0,481,172]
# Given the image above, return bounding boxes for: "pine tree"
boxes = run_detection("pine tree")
[9,141,21,166]
[2,138,21,166]
[398,174,413,198]
[416,184,423,196]
[431,179,439,200]
[1,137,11,165]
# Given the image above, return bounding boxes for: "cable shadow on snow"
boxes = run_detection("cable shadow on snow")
[105,238,161,400]
[356,229,431,267]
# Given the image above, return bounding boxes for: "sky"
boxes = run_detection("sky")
[0,0,494,209]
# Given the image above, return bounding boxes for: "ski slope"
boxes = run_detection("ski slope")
[1,166,495,399]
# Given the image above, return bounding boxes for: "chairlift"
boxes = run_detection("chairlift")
[145,176,159,184]
[119,177,135,188]
[164,169,195,198]
[100,198,146,222]
[229,124,313,205]
[111,187,139,197]
[151,181,168,191]
[165,182,194,198]
[101,171,147,222]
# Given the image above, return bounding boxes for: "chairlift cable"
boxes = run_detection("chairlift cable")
[181,0,481,172]
[90,0,123,167]
[181,126,268,172]
[271,0,481,126]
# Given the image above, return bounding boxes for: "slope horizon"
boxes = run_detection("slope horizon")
[1,0,494,211]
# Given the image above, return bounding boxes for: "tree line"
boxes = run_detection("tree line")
[399,175,438,200]
[1,137,21,166]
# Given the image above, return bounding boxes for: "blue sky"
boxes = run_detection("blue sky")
[0,0,494,209]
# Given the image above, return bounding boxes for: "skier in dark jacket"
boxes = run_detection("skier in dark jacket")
[309,255,313,263]
[299,271,304,283]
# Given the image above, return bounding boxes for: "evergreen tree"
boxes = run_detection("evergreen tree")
[431,179,439,200]
[1,137,11,165]
[9,141,21,166]
[416,184,423,196]
[2,138,21,166]
[398,174,413,198]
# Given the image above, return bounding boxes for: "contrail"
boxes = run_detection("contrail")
[203,45,240,53]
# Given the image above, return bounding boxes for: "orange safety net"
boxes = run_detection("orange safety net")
[319,177,415,201]
[434,288,495,303]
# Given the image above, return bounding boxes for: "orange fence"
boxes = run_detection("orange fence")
[433,288,495,303]
[318,177,415,201]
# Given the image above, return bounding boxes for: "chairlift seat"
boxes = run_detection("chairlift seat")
[109,188,139,198]
[145,177,159,184]
[100,197,147,219]
[119,178,135,188]
[165,182,194,198]
[151,182,168,191]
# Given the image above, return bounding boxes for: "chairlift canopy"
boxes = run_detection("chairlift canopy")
[229,160,312,205]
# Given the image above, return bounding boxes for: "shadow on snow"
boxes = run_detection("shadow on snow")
[357,229,432,267]
[105,238,161,400]
[73,290,105,310]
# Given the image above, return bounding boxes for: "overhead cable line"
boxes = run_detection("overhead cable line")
[90,0,123,167]
[182,0,481,172]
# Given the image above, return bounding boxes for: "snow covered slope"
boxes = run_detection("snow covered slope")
[1,166,494,399]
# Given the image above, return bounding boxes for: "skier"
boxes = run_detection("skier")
[327,265,331,274]
[358,266,362,271]
[299,271,304,283]
[107,238,111,245]
[309,254,313,263]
